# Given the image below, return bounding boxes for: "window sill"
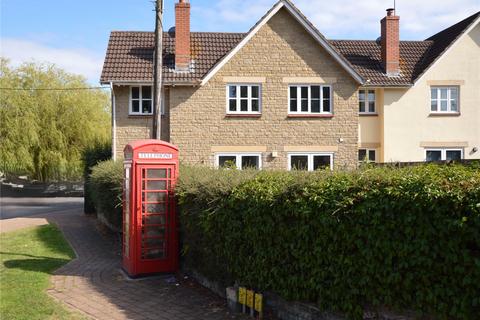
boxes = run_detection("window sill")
[128,114,166,118]
[287,114,334,118]
[359,113,378,117]
[225,114,262,118]
[129,114,152,117]
[429,112,460,117]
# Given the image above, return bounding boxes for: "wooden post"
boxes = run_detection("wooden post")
[152,0,164,139]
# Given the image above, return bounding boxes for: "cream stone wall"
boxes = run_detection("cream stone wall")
[114,86,170,159]
[382,23,480,162]
[168,8,359,170]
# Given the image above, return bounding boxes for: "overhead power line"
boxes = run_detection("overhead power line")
[0,86,110,91]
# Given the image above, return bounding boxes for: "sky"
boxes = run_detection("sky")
[1,0,479,84]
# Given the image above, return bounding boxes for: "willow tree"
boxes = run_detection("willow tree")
[0,58,110,181]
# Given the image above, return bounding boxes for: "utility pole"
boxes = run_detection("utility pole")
[152,0,164,140]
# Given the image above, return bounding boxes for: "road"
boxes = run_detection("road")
[0,197,84,219]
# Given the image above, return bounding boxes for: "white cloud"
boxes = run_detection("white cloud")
[194,0,480,40]
[0,38,103,84]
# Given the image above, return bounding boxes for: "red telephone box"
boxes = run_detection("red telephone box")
[122,140,179,277]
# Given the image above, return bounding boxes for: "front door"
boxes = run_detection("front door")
[135,164,178,274]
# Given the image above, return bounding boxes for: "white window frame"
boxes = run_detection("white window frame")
[425,148,464,161]
[359,89,376,114]
[215,153,262,170]
[287,153,334,171]
[129,86,165,116]
[226,84,262,115]
[430,87,459,114]
[288,85,333,115]
[358,149,376,163]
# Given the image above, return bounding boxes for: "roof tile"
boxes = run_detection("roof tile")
[329,40,433,86]
[101,11,479,87]
[101,31,245,84]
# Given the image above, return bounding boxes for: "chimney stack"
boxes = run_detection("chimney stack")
[175,0,191,71]
[381,8,400,76]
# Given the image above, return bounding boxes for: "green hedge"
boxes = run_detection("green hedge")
[177,164,480,319]
[89,160,123,230]
[82,142,111,214]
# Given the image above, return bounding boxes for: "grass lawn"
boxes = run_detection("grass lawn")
[0,224,83,319]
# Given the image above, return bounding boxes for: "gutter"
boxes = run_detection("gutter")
[361,79,413,89]
[362,85,413,89]
[102,80,200,87]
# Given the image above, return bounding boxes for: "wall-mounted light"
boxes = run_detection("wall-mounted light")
[271,151,278,158]
[472,147,478,153]
[338,138,344,143]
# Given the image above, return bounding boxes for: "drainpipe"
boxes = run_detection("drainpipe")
[110,82,117,161]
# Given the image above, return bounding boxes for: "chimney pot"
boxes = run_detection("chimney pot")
[386,8,395,16]
[175,0,191,72]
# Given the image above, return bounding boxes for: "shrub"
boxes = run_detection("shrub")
[177,164,480,319]
[89,160,123,231]
[177,165,260,284]
[82,141,111,214]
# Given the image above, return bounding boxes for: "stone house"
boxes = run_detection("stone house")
[101,0,480,170]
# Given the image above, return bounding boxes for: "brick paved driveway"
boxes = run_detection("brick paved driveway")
[45,210,245,320]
